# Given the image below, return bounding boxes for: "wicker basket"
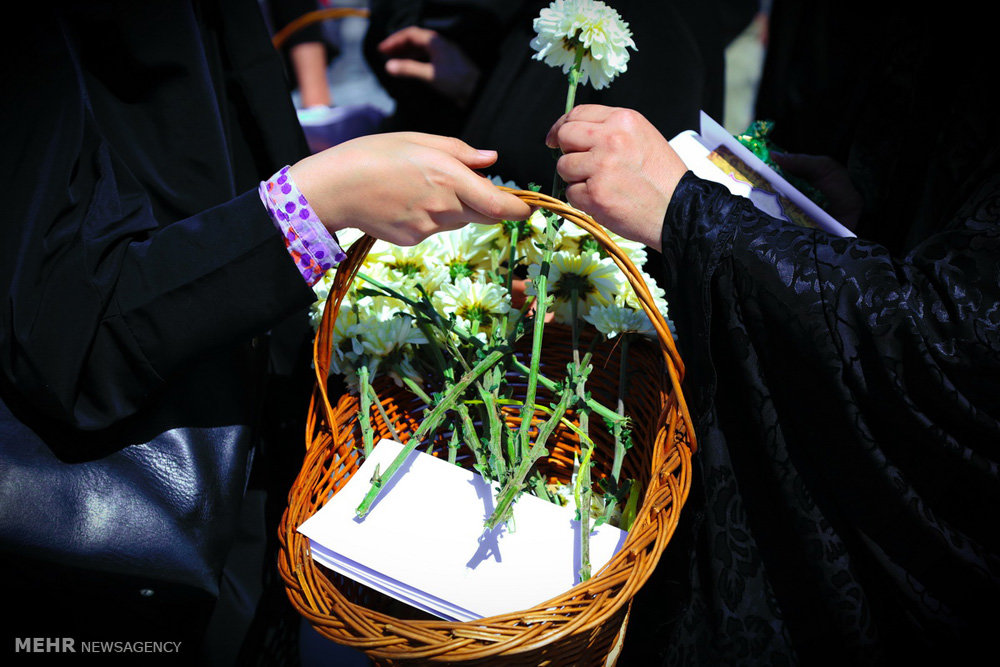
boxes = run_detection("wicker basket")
[278,189,696,666]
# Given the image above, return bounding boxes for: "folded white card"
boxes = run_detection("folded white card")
[669,111,855,238]
[298,438,628,621]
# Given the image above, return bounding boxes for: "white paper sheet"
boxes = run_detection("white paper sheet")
[669,111,855,238]
[298,439,628,621]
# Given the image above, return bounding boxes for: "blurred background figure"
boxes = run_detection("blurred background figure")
[263,0,340,107]
[361,0,759,192]
[265,1,391,153]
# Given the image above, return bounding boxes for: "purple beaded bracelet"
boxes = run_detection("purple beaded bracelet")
[259,165,347,286]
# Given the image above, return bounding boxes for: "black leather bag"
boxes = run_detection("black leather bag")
[0,342,263,641]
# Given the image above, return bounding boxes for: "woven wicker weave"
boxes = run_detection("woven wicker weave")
[278,189,696,665]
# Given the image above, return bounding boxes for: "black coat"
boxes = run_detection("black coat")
[0,0,315,650]
[622,8,1000,665]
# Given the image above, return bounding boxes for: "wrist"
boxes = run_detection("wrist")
[259,165,347,286]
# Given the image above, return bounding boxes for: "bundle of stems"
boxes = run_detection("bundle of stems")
[348,42,645,582]
[348,206,643,583]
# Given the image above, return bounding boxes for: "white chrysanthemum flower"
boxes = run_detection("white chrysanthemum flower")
[421,225,498,279]
[583,299,655,338]
[607,230,647,266]
[526,251,619,322]
[530,0,637,90]
[327,303,366,378]
[553,223,591,255]
[479,208,558,267]
[432,276,512,343]
[623,270,670,325]
[366,243,449,296]
[357,305,427,358]
[333,303,427,388]
[352,259,439,312]
[555,225,648,268]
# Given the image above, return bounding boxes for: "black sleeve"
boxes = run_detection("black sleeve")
[660,171,1000,428]
[648,172,1000,657]
[0,23,315,431]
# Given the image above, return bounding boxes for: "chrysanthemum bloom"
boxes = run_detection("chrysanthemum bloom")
[367,242,449,297]
[327,302,365,379]
[556,225,648,268]
[473,208,555,269]
[354,304,428,387]
[621,269,672,330]
[583,299,655,338]
[530,0,636,90]
[432,276,512,343]
[526,250,620,322]
[421,225,496,281]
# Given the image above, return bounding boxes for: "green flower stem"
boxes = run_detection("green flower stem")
[564,46,585,113]
[505,224,520,294]
[415,319,455,378]
[447,428,460,465]
[402,377,434,406]
[354,272,497,476]
[611,334,631,482]
[456,401,490,478]
[516,212,559,462]
[359,272,513,478]
[476,382,507,479]
[620,479,640,531]
[368,380,401,444]
[570,289,593,582]
[509,357,621,425]
[358,365,375,456]
[354,273,452,343]
[551,45,586,199]
[486,386,575,529]
[488,219,521,469]
[574,443,594,581]
[356,347,507,518]
[531,471,554,504]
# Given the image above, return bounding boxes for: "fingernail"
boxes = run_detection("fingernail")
[476,149,497,158]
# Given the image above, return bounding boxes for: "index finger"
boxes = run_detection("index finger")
[545,104,618,148]
[378,25,436,53]
[452,169,532,224]
[397,132,504,171]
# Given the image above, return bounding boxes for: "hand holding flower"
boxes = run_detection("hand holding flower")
[545,105,688,251]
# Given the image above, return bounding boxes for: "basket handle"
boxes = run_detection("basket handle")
[272,7,371,51]
[311,188,694,449]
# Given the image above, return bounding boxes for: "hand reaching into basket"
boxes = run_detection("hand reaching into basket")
[289,132,531,246]
[545,105,689,252]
